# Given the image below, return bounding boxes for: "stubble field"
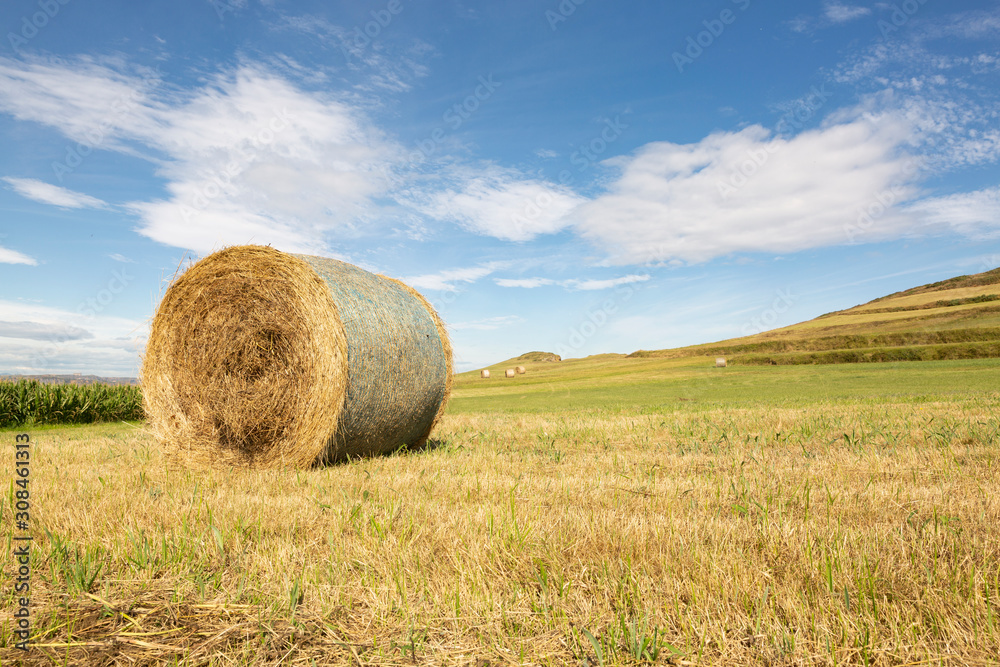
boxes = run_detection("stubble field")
[1,358,999,665]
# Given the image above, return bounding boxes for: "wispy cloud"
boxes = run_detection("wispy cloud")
[401,262,508,291]
[2,177,107,209]
[273,13,433,92]
[0,56,583,255]
[0,55,160,150]
[0,299,145,376]
[789,2,872,33]
[495,274,649,290]
[495,277,555,288]
[108,253,135,263]
[0,57,402,256]
[923,8,1000,40]
[565,275,650,290]
[0,320,93,341]
[0,246,37,265]
[824,2,871,24]
[402,165,586,242]
[832,10,1000,172]
[905,186,1000,237]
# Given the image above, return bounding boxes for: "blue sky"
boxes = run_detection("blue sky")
[1,0,999,376]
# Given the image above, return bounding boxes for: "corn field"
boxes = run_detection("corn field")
[0,380,143,428]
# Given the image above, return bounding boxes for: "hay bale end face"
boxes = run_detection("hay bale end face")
[505,369,516,378]
[515,365,526,374]
[480,369,490,378]
[716,357,727,367]
[142,245,452,468]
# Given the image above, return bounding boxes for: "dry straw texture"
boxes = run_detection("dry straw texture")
[142,245,451,468]
[515,365,526,374]
[12,398,1000,665]
[505,369,516,378]
[480,369,490,378]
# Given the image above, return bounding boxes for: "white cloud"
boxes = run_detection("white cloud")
[905,187,1000,236]
[788,17,812,33]
[0,57,584,253]
[0,55,161,150]
[273,14,433,93]
[926,8,1000,40]
[0,246,37,265]
[108,253,135,263]
[404,166,587,241]
[535,149,559,159]
[402,262,506,291]
[2,177,107,209]
[0,299,145,376]
[0,320,93,341]
[495,277,555,288]
[0,57,401,255]
[789,2,871,33]
[0,299,143,342]
[495,274,649,290]
[566,275,650,290]
[574,114,920,264]
[824,2,871,23]
[831,9,1000,171]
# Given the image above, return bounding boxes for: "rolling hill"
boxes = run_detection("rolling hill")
[628,265,1000,366]
[449,266,1000,413]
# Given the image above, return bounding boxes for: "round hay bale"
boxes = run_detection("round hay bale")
[515,365,526,374]
[505,368,515,378]
[480,369,490,378]
[715,357,727,367]
[142,245,452,467]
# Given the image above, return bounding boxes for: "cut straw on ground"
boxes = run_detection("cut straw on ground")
[3,395,998,665]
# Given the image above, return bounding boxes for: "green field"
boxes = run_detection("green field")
[0,380,144,428]
[455,354,1000,413]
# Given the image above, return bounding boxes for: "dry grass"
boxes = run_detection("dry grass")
[775,301,998,333]
[2,396,999,665]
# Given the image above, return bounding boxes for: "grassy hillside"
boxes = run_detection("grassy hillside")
[470,265,1000,377]
[627,266,1000,366]
[452,266,1000,412]
[626,265,1000,361]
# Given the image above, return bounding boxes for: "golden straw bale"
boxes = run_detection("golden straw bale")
[142,245,451,468]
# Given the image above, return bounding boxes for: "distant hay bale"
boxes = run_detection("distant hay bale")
[716,357,727,367]
[515,366,526,374]
[505,369,516,378]
[481,369,490,378]
[142,245,452,468]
